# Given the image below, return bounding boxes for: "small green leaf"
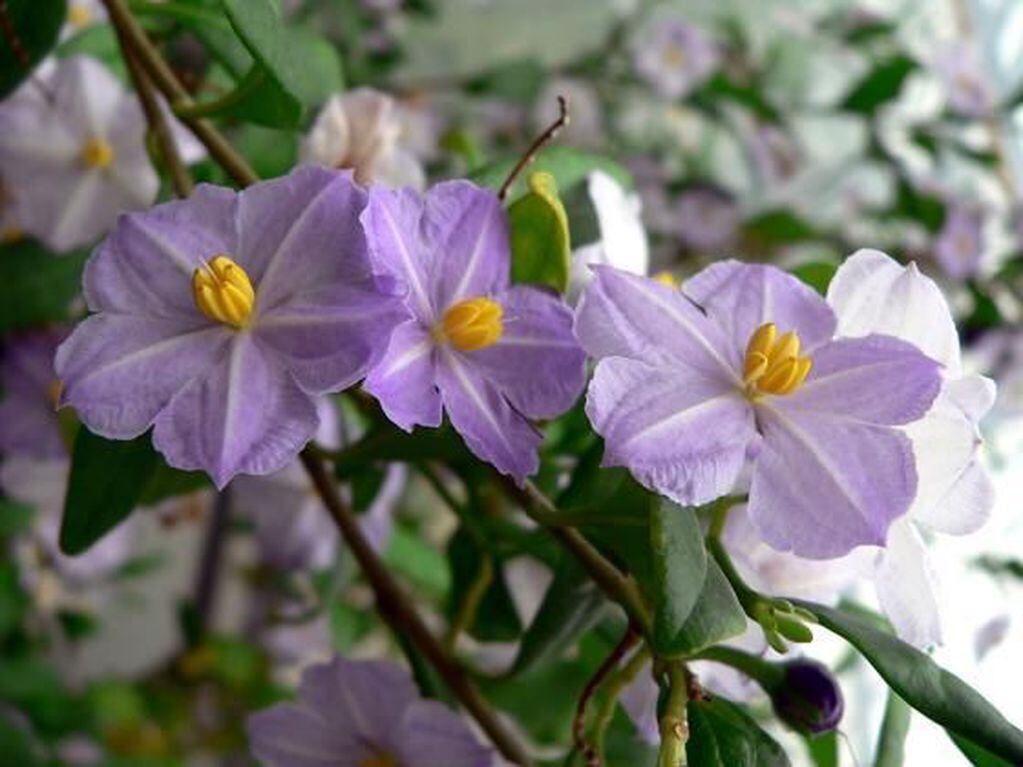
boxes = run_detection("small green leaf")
[842,55,917,114]
[804,731,838,767]
[511,557,606,676]
[0,242,88,332]
[0,501,35,537]
[649,501,708,656]
[0,0,67,98]
[687,697,791,766]
[664,558,747,656]
[60,428,159,556]
[796,600,1023,764]
[742,210,820,249]
[874,692,911,767]
[508,171,571,292]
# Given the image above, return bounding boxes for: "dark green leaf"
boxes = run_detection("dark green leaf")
[791,262,837,296]
[508,171,571,293]
[138,462,210,507]
[0,242,88,333]
[384,523,451,599]
[60,428,159,555]
[874,692,911,767]
[446,526,522,642]
[0,0,67,98]
[804,731,838,767]
[664,558,746,656]
[649,502,708,656]
[687,697,790,766]
[742,210,819,249]
[842,56,917,113]
[951,733,1015,766]
[0,712,41,766]
[796,600,1023,764]
[470,146,631,200]
[511,557,606,676]
[0,500,35,536]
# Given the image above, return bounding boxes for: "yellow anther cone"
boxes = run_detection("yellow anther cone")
[743,322,813,398]
[192,255,256,328]
[438,296,503,352]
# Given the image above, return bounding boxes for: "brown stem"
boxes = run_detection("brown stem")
[497,95,570,201]
[117,37,195,198]
[573,625,640,767]
[299,449,533,767]
[100,0,259,188]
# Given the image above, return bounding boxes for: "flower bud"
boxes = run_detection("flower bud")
[769,659,844,734]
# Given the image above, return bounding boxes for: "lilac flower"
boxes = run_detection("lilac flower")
[300,88,425,190]
[934,204,985,280]
[933,43,992,119]
[0,330,67,460]
[632,12,719,100]
[576,261,943,558]
[247,655,495,767]
[0,56,158,252]
[675,187,740,252]
[56,166,405,488]
[361,181,587,479]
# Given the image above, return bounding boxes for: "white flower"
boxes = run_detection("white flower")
[0,56,158,252]
[568,170,649,302]
[631,11,719,100]
[932,42,992,118]
[62,0,108,39]
[300,88,425,189]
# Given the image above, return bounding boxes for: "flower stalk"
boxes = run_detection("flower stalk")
[657,661,690,767]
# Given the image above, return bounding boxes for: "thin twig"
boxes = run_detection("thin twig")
[100,0,259,188]
[117,36,195,197]
[591,645,651,762]
[572,625,640,767]
[299,450,534,767]
[193,488,231,634]
[497,95,570,201]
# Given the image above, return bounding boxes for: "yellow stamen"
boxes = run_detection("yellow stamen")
[192,255,255,328]
[653,270,680,288]
[48,380,64,410]
[80,137,114,169]
[68,2,94,28]
[436,296,503,352]
[359,755,398,767]
[743,322,813,398]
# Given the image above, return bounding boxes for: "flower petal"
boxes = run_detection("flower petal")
[397,701,495,767]
[151,334,318,488]
[239,166,373,312]
[364,320,442,431]
[874,518,943,648]
[436,349,542,480]
[751,403,917,558]
[574,266,738,381]
[469,285,586,419]
[56,314,230,439]
[783,335,942,425]
[586,356,755,505]
[683,260,836,361]
[54,56,122,136]
[247,702,359,767]
[256,280,404,394]
[827,248,961,370]
[83,183,239,318]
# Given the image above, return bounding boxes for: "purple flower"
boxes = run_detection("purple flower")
[934,204,985,280]
[675,187,740,252]
[632,12,719,100]
[575,262,943,558]
[361,181,586,479]
[56,166,405,488]
[769,659,844,734]
[0,330,67,459]
[247,655,495,767]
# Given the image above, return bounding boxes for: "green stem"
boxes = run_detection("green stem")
[657,662,690,767]
[173,67,266,120]
[444,554,493,651]
[591,646,651,762]
[691,646,784,692]
[874,691,912,767]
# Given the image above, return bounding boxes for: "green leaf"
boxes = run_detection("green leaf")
[446,526,522,642]
[687,697,790,766]
[665,558,746,656]
[791,262,837,296]
[742,210,820,249]
[0,712,41,766]
[470,145,631,200]
[795,600,1023,764]
[951,733,1015,766]
[0,0,67,98]
[804,731,838,767]
[384,523,451,599]
[842,55,917,114]
[874,692,911,767]
[649,502,708,656]
[0,501,35,536]
[138,463,210,507]
[508,171,571,293]
[0,242,88,333]
[60,428,159,556]
[511,557,606,676]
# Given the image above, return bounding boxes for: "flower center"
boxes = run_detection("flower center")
[359,755,398,767]
[68,2,95,28]
[435,296,503,352]
[80,137,114,169]
[192,255,256,328]
[743,322,812,398]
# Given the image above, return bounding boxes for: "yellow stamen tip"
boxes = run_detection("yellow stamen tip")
[80,137,114,169]
[192,255,255,328]
[437,296,503,352]
[653,270,679,288]
[743,322,812,398]
[68,3,94,28]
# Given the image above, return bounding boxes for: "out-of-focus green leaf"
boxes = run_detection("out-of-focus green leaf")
[792,262,838,295]
[742,210,820,249]
[138,461,209,507]
[951,733,1015,766]
[805,731,838,767]
[0,0,67,98]
[60,428,159,556]
[842,55,916,113]
[875,692,912,767]
[470,146,631,200]
[796,600,1023,763]
[649,502,708,656]
[0,714,40,767]
[687,697,790,766]
[0,242,88,333]
[384,523,451,599]
[0,500,34,536]
[446,526,522,642]
[511,557,606,676]
[0,563,28,638]
[508,171,571,293]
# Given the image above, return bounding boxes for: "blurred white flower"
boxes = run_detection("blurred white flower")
[934,203,986,280]
[0,56,158,252]
[300,88,426,189]
[932,42,992,119]
[675,187,740,252]
[62,0,107,39]
[632,11,719,100]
